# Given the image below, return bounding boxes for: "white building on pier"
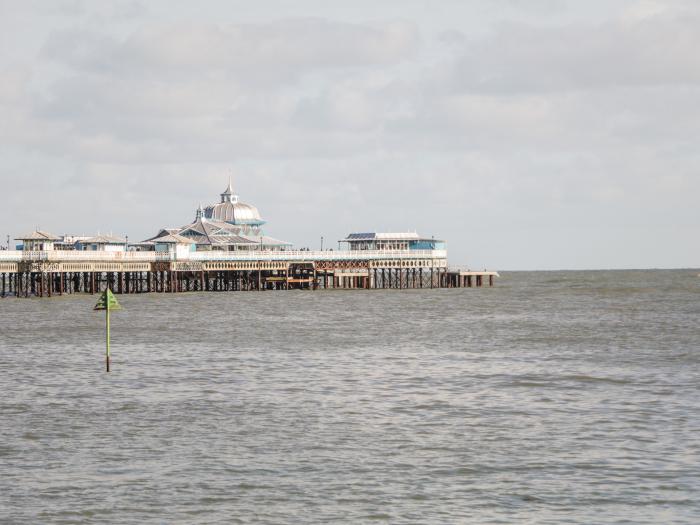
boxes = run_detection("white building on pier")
[139,180,292,253]
[16,232,128,252]
[15,231,61,251]
[341,232,445,252]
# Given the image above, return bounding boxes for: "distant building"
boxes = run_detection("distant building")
[139,180,291,252]
[75,234,127,252]
[56,235,92,250]
[150,233,197,258]
[341,232,445,251]
[15,231,128,252]
[15,230,61,251]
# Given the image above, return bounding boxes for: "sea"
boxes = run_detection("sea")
[1,270,698,524]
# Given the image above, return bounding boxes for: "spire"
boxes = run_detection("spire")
[196,203,204,220]
[220,176,239,204]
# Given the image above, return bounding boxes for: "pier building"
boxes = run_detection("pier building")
[16,231,61,251]
[203,179,266,231]
[75,235,127,252]
[0,179,497,297]
[16,232,128,252]
[342,232,445,252]
[139,182,291,252]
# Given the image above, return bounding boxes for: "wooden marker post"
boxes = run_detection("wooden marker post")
[94,288,122,372]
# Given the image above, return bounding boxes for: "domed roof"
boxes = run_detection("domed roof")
[203,180,266,226]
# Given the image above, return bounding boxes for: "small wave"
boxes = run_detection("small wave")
[0,445,16,457]
[116,402,140,411]
[506,381,551,387]
[499,374,632,387]
[561,374,632,385]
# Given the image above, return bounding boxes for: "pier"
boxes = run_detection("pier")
[444,269,499,288]
[0,250,497,297]
[0,181,498,298]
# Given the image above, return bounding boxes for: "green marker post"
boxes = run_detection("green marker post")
[94,288,122,372]
[106,295,110,372]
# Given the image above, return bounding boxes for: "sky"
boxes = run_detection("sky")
[0,0,698,270]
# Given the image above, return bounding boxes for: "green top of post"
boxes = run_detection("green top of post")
[94,289,122,311]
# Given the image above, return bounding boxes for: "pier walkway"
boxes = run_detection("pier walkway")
[0,250,497,297]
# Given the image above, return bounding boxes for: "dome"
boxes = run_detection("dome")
[204,201,264,224]
[203,180,266,226]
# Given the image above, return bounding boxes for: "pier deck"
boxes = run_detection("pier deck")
[445,269,500,288]
[0,250,497,297]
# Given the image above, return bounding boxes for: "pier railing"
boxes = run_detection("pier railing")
[0,249,447,263]
[0,251,171,261]
[187,249,447,262]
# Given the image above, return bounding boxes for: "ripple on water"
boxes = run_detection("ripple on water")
[0,270,699,524]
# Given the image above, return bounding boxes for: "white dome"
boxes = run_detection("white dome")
[205,201,264,224]
[203,181,266,225]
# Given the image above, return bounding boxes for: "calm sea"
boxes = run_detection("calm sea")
[1,270,699,524]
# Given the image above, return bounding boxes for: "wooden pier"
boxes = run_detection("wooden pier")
[444,270,499,288]
[0,250,497,298]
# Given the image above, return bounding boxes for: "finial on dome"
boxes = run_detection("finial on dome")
[221,177,236,203]
[220,176,240,204]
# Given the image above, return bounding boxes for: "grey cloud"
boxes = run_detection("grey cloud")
[28,18,421,162]
[449,14,700,93]
[291,74,401,131]
[0,67,31,108]
[43,19,420,83]
[45,0,147,19]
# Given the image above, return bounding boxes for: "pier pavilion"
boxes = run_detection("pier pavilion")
[75,235,127,252]
[15,231,61,251]
[204,179,266,232]
[15,231,128,252]
[138,182,291,252]
[342,232,445,252]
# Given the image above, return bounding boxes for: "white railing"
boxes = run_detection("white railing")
[0,250,171,262]
[0,249,447,263]
[187,249,447,262]
[43,251,172,261]
[0,251,24,261]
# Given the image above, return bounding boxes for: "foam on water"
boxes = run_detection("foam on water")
[1,270,699,523]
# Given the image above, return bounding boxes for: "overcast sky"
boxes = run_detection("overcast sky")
[1,0,698,270]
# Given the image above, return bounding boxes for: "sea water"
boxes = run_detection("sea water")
[1,270,699,524]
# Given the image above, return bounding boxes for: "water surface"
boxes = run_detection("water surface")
[1,270,699,523]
